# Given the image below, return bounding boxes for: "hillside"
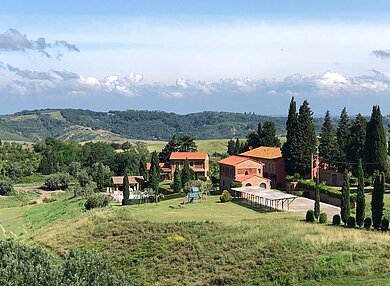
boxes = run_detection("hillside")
[0,108,327,142]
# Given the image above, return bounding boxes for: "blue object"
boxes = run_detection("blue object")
[191,187,200,193]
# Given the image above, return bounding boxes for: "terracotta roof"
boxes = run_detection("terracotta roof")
[112,176,144,185]
[235,174,271,182]
[218,156,251,166]
[169,152,208,160]
[240,146,282,160]
[146,162,165,170]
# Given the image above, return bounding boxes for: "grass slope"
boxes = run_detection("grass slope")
[31,196,390,286]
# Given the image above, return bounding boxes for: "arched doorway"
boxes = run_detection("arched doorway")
[245,183,252,187]
[260,182,267,189]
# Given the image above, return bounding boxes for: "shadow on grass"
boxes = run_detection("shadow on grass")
[231,198,272,214]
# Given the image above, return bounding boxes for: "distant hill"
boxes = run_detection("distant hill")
[0,108,375,142]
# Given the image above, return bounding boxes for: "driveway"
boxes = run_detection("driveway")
[289,196,340,217]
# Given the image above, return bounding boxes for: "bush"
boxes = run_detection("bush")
[364,217,372,230]
[85,193,112,210]
[332,214,341,226]
[230,181,242,188]
[381,218,389,232]
[305,209,315,223]
[44,173,71,191]
[349,177,357,185]
[198,176,207,181]
[42,197,56,203]
[347,216,356,228]
[319,212,328,224]
[220,190,233,203]
[0,178,14,195]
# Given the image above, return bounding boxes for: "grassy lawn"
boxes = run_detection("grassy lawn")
[30,195,390,286]
[352,192,390,218]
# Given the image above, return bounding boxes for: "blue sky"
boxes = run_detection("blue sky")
[1,1,390,116]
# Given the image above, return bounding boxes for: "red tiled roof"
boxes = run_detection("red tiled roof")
[218,156,251,166]
[112,176,144,185]
[169,152,208,160]
[235,174,271,182]
[240,146,282,160]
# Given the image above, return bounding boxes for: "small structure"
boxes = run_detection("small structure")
[319,169,344,187]
[232,187,297,211]
[187,187,200,203]
[111,176,144,192]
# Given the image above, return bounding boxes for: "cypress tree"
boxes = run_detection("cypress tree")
[340,170,350,225]
[348,114,367,176]
[356,159,365,227]
[149,151,160,203]
[319,110,338,170]
[122,170,130,206]
[173,167,182,192]
[282,97,298,175]
[181,159,193,187]
[294,100,317,175]
[246,131,261,149]
[259,121,281,147]
[314,178,320,220]
[371,171,385,229]
[227,139,235,155]
[336,107,351,172]
[139,155,148,181]
[365,106,387,176]
[234,138,241,155]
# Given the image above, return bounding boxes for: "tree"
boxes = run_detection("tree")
[178,135,197,152]
[319,110,338,170]
[159,135,198,162]
[340,170,350,225]
[336,108,351,172]
[173,167,182,192]
[314,177,320,220]
[227,139,235,155]
[138,155,148,181]
[121,141,132,151]
[371,171,385,229]
[356,159,365,227]
[365,106,387,176]
[246,131,260,149]
[234,138,241,155]
[181,159,194,187]
[78,169,90,188]
[122,170,130,205]
[92,162,113,192]
[259,121,280,147]
[149,151,160,204]
[282,97,298,175]
[348,114,367,175]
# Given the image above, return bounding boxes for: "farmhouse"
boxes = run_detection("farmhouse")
[219,155,271,190]
[169,152,209,179]
[111,176,145,192]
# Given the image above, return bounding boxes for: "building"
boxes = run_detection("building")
[169,152,209,179]
[111,176,145,192]
[240,146,286,188]
[146,162,172,181]
[319,169,344,187]
[219,156,271,190]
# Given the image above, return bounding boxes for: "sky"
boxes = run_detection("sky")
[1,1,390,116]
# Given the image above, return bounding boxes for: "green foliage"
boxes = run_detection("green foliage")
[159,135,198,162]
[44,173,71,190]
[314,179,320,219]
[332,214,341,226]
[319,212,327,224]
[227,139,235,155]
[138,155,148,181]
[356,159,365,227]
[122,170,130,206]
[336,107,351,172]
[149,151,160,204]
[364,217,372,230]
[258,121,281,147]
[230,181,242,188]
[348,114,367,175]
[319,110,338,170]
[77,169,90,187]
[173,167,182,192]
[365,106,387,175]
[0,178,14,195]
[181,159,194,187]
[283,97,298,175]
[85,193,113,210]
[346,216,356,228]
[220,190,233,203]
[68,161,81,177]
[371,172,385,229]
[305,209,315,222]
[91,162,113,192]
[381,218,389,232]
[340,170,350,224]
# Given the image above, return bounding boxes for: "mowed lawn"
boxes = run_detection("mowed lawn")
[31,195,390,286]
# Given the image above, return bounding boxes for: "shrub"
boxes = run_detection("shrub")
[305,209,315,223]
[332,214,341,226]
[381,218,389,232]
[220,190,233,203]
[44,173,71,190]
[230,181,242,188]
[364,217,372,230]
[347,216,356,228]
[198,176,207,181]
[42,197,56,203]
[0,178,14,195]
[85,193,112,210]
[319,212,328,224]
[349,177,358,185]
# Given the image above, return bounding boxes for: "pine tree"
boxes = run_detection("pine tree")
[356,159,365,227]
[371,171,384,229]
[246,131,260,149]
[139,155,148,181]
[173,167,182,192]
[314,178,320,220]
[365,106,387,176]
[282,97,298,175]
[336,107,351,172]
[340,170,350,225]
[233,138,241,155]
[181,159,193,187]
[259,121,281,147]
[149,151,160,203]
[348,114,367,176]
[122,170,130,205]
[319,110,338,170]
[227,139,235,155]
[294,100,317,175]
[159,135,179,163]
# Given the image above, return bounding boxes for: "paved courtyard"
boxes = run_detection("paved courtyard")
[289,196,340,217]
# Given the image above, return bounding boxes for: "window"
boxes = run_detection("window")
[258,168,261,174]
[190,161,194,167]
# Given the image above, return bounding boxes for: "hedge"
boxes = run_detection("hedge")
[160,192,185,201]
[297,179,356,203]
